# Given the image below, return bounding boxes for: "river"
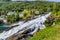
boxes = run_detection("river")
[0,25,9,32]
[0,12,51,40]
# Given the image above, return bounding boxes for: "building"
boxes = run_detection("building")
[19,12,24,17]
[7,11,16,15]
[0,17,7,23]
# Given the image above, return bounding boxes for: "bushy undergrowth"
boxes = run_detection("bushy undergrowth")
[29,24,60,40]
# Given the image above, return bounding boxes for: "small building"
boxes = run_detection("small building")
[7,11,16,15]
[0,17,7,23]
[19,12,24,17]
[11,0,25,1]
[35,10,39,14]
[3,19,7,23]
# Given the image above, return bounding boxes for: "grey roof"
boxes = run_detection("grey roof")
[19,12,24,17]
[7,12,16,15]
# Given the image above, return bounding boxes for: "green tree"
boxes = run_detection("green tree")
[15,11,19,21]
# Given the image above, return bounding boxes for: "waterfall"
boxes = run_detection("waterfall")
[0,12,51,40]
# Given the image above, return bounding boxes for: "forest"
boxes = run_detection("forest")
[0,1,60,24]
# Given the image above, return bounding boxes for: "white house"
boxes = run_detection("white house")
[11,0,24,1]
[19,12,24,17]
[0,17,7,23]
[7,11,16,15]
[35,10,39,14]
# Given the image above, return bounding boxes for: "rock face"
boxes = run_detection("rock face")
[46,16,55,26]
[0,12,51,40]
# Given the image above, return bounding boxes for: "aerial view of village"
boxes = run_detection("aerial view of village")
[0,0,60,40]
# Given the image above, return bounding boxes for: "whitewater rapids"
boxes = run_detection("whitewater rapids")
[0,12,51,40]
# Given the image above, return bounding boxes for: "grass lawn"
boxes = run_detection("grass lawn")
[29,24,60,40]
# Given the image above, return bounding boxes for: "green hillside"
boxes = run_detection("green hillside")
[29,22,60,40]
[0,1,60,40]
